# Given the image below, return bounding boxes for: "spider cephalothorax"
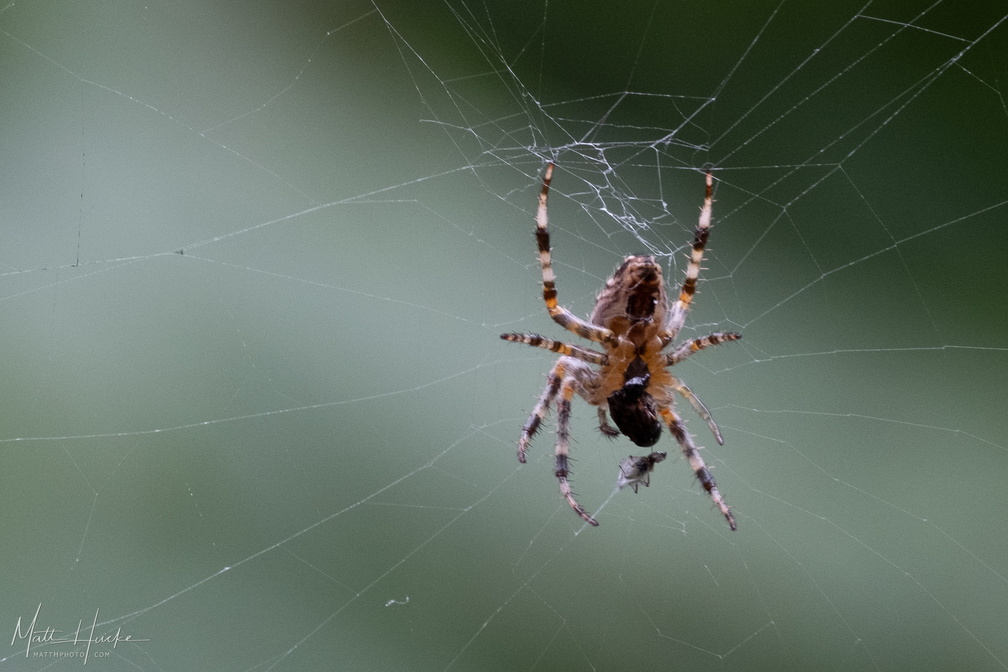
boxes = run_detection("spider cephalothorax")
[501,163,741,529]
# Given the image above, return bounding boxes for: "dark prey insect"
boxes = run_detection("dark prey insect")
[501,163,741,529]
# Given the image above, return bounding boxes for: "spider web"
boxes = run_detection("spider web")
[2,0,1007,670]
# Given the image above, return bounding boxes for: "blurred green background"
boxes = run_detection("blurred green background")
[2,1,1007,670]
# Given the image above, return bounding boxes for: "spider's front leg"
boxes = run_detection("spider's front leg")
[659,406,737,531]
[555,376,599,526]
[514,358,599,525]
[516,360,566,463]
[670,377,725,446]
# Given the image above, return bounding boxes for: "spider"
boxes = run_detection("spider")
[501,163,741,530]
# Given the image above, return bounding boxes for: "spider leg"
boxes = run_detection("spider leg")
[662,170,713,344]
[664,331,742,365]
[555,376,599,526]
[500,332,608,366]
[659,406,736,531]
[516,360,565,464]
[534,163,618,348]
[597,406,620,438]
[670,377,725,445]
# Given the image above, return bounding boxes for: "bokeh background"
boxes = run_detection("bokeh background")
[2,1,1007,670]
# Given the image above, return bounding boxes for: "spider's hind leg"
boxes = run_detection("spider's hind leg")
[663,170,714,342]
[533,163,617,348]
